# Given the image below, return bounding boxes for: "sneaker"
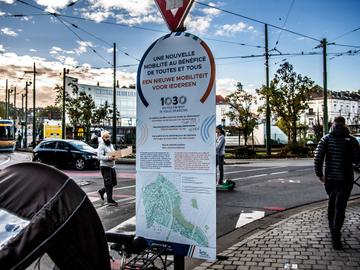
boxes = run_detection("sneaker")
[98,190,105,201]
[107,199,118,206]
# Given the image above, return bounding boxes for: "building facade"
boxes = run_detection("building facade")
[78,84,136,126]
[301,90,360,132]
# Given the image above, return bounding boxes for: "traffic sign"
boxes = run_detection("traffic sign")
[154,0,194,32]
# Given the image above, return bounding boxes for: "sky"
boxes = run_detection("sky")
[0,0,359,107]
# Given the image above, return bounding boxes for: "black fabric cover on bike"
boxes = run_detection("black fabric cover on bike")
[0,162,111,270]
[106,232,147,254]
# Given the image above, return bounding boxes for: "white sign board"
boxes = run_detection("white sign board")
[136,32,216,260]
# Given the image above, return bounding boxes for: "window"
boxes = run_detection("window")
[57,141,68,150]
[42,141,57,149]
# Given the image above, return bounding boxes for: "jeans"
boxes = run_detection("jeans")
[100,166,117,202]
[216,155,224,184]
[325,180,353,239]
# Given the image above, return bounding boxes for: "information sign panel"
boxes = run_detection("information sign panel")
[136,32,216,260]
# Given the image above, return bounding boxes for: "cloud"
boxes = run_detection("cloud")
[0,52,136,107]
[78,0,159,25]
[30,49,38,52]
[1,27,18,37]
[201,2,222,16]
[215,21,254,36]
[216,78,237,97]
[35,0,74,13]
[0,0,15,4]
[185,15,212,34]
[88,0,154,16]
[75,41,94,55]
[0,11,6,16]
[82,11,114,23]
[0,44,5,53]
[114,13,162,25]
[20,16,32,22]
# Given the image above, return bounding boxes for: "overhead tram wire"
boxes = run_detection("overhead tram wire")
[5,15,140,62]
[214,50,360,61]
[59,17,141,62]
[54,15,112,66]
[331,26,360,42]
[16,0,165,34]
[331,43,360,49]
[195,1,321,43]
[14,0,266,51]
[204,37,264,49]
[272,0,296,53]
[3,13,49,17]
[15,0,112,65]
[59,14,167,34]
[4,12,265,51]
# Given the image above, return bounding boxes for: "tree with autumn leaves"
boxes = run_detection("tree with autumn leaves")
[257,62,315,145]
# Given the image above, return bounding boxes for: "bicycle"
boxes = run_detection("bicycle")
[106,232,174,270]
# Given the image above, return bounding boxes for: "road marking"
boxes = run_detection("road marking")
[236,210,265,228]
[0,157,10,166]
[268,178,301,184]
[270,171,288,175]
[225,166,284,175]
[297,168,313,171]
[97,196,136,210]
[114,185,136,191]
[14,152,31,159]
[108,216,136,233]
[77,181,90,187]
[232,174,267,181]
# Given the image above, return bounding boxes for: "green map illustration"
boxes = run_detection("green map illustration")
[142,174,209,247]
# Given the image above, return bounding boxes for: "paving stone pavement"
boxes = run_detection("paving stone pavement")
[195,200,360,270]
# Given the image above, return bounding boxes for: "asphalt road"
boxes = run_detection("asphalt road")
[2,152,359,237]
[2,152,360,269]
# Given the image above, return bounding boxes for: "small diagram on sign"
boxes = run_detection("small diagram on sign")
[200,115,215,144]
[136,119,149,146]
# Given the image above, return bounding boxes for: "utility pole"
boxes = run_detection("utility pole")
[322,38,328,135]
[265,24,271,155]
[13,87,16,115]
[21,93,24,147]
[24,81,31,148]
[112,42,117,145]
[32,62,36,148]
[5,79,8,119]
[62,68,67,139]
[7,87,12,119]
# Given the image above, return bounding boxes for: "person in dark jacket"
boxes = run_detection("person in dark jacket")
[216,125,226,185]
[314,116,360,249]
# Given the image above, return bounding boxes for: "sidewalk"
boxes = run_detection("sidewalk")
[193,197,360,270]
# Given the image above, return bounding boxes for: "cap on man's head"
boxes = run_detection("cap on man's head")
[216,125,223,130]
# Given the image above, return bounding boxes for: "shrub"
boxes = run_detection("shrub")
[234,147,256,158]
[279,143,312,157]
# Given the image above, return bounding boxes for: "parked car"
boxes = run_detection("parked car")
[32,139,99,170]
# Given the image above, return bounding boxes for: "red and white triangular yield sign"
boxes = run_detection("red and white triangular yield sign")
[154,0,194,32]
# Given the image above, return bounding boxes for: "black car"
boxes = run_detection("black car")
[32,139,99,170]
